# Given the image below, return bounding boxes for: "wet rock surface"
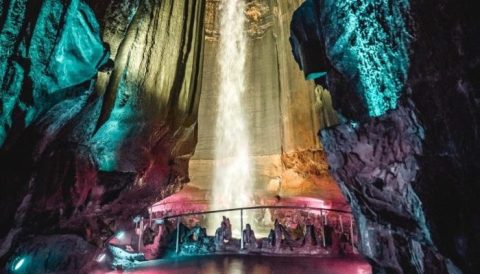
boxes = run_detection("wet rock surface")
[190,0,341,206]
[5,234,97,273]
[291,0,480,273]
[1,0,478,273]
[152,217,348,259]
[0,0,205,269]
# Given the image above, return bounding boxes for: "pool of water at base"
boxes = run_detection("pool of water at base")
[106,255,372,274]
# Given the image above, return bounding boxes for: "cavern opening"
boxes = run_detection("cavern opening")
[141,0,359,264]
[2,0,479,273]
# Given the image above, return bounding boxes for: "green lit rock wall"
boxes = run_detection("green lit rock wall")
[91,0,205,173]
[291,0,410,118]
[0,0,109,147]
[0,0,205,262]
[292,0,480,272]
[322,0,410,117]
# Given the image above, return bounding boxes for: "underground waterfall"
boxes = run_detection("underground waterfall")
[209,0,253,237]
[1,0,477,272]
[149,0,351,243]
[212,0,252,210]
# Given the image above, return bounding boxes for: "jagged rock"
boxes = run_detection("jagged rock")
[291,0,480,273]
[190,0,340,207]
[291,0,410,119]
[320,106,439,273]
[109,244,145,269]
[5,234,97,274]
[302,224,318,247]
[0,0,205,268]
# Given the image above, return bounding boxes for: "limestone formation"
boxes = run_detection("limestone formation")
[291,0,480,273]
[0,0,205,269]
[189,0,341,205]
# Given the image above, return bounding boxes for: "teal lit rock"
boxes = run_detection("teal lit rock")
[49,1,109,90]
[0,1,205,271]
[322,0,410,117]
[29,0,109,93]
[306,71,327,80]
[0,0,108,146]
[291,0,410,117]
[89,75,140,171]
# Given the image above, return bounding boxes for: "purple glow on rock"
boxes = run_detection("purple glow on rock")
[104,256,371,274]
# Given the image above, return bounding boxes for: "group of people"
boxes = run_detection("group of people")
[214,216,258,249]
[214,216,233,247]
[213,215,354,254]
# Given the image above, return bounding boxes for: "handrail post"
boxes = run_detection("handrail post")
[240,209,244,250]
[176,217,180,254]
[138,217,144,251]
[149,206,153,226]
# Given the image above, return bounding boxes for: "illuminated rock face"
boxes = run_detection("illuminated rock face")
[291,0,480,273]
[0,0,204,266]
[0,0,109,147]
[4,235,97,273]
[0,1,342,269]
[321,107,435,273]
[291,0,410,119]
[189,0,341,204]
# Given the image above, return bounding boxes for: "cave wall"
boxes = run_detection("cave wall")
[291,0,480,273]
[189,0,342,203]
[0,0,205,267]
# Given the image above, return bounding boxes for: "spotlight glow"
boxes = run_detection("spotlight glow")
[13,257,25,271]
[306,71,327,80]
[115,231,126,240]
[96,253,106,263]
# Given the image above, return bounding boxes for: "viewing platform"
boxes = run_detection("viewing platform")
[101,202,363,271]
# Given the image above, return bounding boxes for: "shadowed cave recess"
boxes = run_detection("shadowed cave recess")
[0,0,479,273]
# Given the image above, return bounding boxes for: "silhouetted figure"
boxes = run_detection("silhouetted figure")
[215,217,232,250]
[324,224,333,247]
[267,229,276,247]
[274,219,293,251]
[339,232,349,255]
[302,223,318,247]
[243,223,257,248]
[224,217,232,242]
[142,226,156,245]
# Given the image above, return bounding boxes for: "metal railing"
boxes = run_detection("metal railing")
[148,205,355,254]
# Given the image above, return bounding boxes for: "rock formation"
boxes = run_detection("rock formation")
[0,0,205,270]
[0,0,478,272]
[291,0,480,273]
[189,0,341,204]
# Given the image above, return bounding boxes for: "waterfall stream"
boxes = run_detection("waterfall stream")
[210,0,252,235]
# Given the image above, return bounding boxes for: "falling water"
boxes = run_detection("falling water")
[209,0,252,232]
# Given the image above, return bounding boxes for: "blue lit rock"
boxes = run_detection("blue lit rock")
[320,105,441,273]
[6,235,97,273]
[291,0,480,273]
[0,0,109,147]
[0,0,109,247]
[291,0,410,118]
[0,1,205,269]
[109,245,145,269]
[46,1,109,91]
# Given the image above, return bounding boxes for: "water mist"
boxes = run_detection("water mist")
[209,0,253,236]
